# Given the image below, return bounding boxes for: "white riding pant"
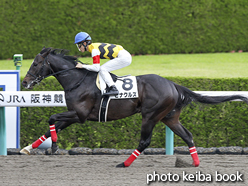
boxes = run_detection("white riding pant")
[99,49,132,87]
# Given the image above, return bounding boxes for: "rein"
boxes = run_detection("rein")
[65,70,89,92]
[28,54,87,91]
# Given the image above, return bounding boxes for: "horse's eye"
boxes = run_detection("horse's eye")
[33,63,38,66]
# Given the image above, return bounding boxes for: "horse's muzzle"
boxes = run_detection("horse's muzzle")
[22,80,35,89]
[22,80,30,89]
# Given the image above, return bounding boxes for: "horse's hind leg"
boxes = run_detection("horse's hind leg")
[116,118,157,168]
[20,111,79,155]
[161,110,200,167]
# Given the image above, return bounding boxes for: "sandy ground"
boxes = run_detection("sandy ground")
[0,154,247,186]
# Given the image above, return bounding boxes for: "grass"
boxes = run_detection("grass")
[0,52,247,78]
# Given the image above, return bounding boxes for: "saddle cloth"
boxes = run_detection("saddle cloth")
[96,73,139,122]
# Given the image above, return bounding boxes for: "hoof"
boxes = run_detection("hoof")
[20,148,30,155]
[51,142,59,154]
[116,162,126,168]
[193,162,200,167]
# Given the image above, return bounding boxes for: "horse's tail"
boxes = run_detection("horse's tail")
[174,83,248,109]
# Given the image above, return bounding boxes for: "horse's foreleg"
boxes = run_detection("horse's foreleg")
[116,119,156,168]
[161,114,200,167]
[20,121,64,155]
[20,111,79,155]
[48,110,79,154]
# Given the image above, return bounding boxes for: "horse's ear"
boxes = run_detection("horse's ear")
[41,47,52,58]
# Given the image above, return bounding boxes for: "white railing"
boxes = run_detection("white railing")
[1,91,248,155]
[1,91,248,107]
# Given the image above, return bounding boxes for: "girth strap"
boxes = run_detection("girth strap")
[99,95,111,122]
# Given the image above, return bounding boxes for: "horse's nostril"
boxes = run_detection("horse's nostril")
[22,80,27,86]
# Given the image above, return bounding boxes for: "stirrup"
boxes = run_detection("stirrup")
[103,90,119,96]
[103,86,119,96]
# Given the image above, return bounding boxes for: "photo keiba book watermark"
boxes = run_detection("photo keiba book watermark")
[146,171,243,184]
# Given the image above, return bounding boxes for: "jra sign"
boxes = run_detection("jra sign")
[0,91,66,107]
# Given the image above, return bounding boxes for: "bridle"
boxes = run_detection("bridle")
[28,54,50,85]
[27,53,88,91]
[28,54,75,84]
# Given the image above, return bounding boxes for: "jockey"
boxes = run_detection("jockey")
[74,31,132,96]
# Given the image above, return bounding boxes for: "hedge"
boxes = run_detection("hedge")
[1,0,248,59]
[20,77,248,149]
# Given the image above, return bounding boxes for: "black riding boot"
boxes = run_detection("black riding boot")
[103,85,119,96]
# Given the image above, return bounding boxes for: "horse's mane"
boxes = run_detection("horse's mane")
[43,48,84,65]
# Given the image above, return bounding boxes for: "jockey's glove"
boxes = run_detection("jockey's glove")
[76,63,84,68]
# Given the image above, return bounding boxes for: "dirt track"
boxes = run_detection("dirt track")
[0,154,247,186]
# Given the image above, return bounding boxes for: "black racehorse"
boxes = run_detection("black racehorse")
[21,47,248,167]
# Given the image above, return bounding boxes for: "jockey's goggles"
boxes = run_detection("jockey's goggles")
[76,42,88,51]
[76,42,84,51]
